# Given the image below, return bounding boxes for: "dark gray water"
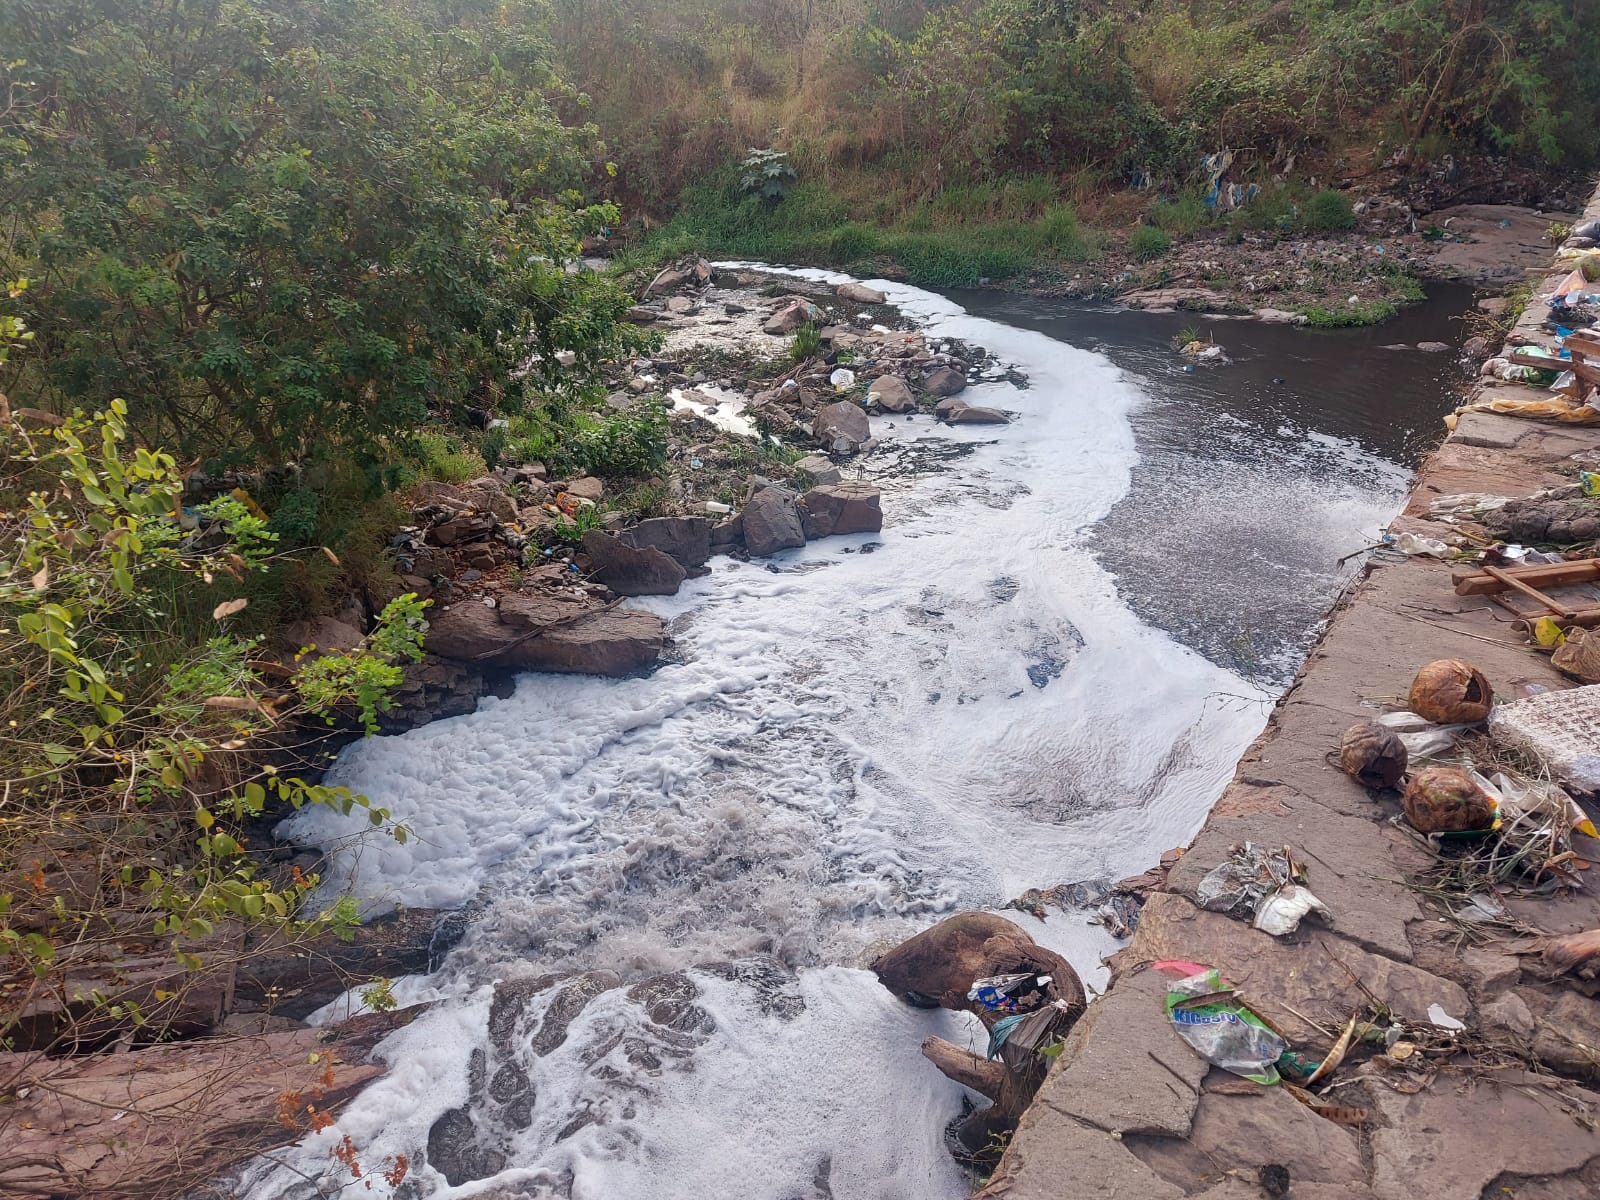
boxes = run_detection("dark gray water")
[950,287,1475,681]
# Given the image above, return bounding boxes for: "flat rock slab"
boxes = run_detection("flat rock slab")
[998,1103,1185,1200]
[1129,893,1469,1045]
[0,1007,417,1198]
[1366,1068,1600,1199]
[1163,804,1422,961]
[1030,967,1205,1138]
[1126,1078,1364,1193]
[1451,409,1531,449]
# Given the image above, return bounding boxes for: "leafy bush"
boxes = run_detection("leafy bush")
[570,401,669,478]
[412,429,487,484]
[0,388,421,1045]
[1130,225,1172,260]
[739,148,798,201]
[265,487,323,548]
[1306,189,1357,232]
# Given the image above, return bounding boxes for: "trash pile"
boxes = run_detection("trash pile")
[968,971,1080,1069]
[1195,844,1332,936]
[1449,227,1600,427]
[1335,658,1599,900]
[1178,337,1231,368]
[1154,960,1476,1126]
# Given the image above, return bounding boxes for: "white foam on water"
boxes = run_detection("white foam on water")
[247,269,1408,1200]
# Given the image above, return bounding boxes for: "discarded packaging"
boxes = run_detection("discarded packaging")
[1338,722,1408,789]
[1389,531,1450,557]
[1374,710,1465,759]
[829,368,856,389]
[1195,843,1331,936]
[1254,885,1333,937]
[1160,964,1286,1085]
[968,972,1051,1015]
[1402,767,1496,835]
[1408,658,1493,724]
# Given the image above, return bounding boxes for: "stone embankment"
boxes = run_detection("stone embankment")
[994,190,1600,1198]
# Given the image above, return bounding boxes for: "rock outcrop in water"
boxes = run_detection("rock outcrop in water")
[426,593,666,675]
[872,912,1086,1155]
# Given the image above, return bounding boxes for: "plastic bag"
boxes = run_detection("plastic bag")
[1163,967,1285,1085]
[968,973,1050,1014]
[1254,884,1331,936]
[830,368,856,389]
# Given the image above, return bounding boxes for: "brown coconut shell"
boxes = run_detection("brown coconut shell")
[1402,767,1495,834]
[1339,722,1408,789]
[1408,659,1493,724]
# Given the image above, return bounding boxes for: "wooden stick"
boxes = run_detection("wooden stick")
[1483,565,1578,619]
[921,1036,1006,1101]
[1453,559,1600,596]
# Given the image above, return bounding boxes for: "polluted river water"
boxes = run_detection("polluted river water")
[238,272,1469,1200]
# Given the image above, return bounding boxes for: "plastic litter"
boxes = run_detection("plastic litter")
[1373,709,1468,760]
[1160,964,1286,1084]
[1426,1003,1466,1031]
[1195,842,1331,936]
[968,972,1052,1015]
[829,368,856,389]
[1387,531,1450,557]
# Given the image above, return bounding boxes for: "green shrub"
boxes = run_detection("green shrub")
[1036,204,1092,259]
[1130,225,1172,260]
[1151,192,1210,236]
[265,487,322,548]
[571,401,669,478]
[1306,189,1357,232]
[828,223,883,262]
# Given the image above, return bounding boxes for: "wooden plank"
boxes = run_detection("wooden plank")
[1483,565,1577,618]
[1453,559,1600,596]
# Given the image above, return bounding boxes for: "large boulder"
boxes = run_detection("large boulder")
[813,400,871,454]
[800,483,883,539]
[563,476,605,503]
[837,281,887,304]
[865,375,915,413]
[622,515,712,569]
[742,486,807,556]
[582,530,686,596]
[426,595,665,675]
[764,297,821,335]
[923,366,968,396]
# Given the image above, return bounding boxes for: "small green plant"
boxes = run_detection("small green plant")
[791,322,823,361]
[1130,225,1171,260]
[1305,189,1356,232]
[1172,325,1203,349]
[361,976,399,1013]
[739,148,797,202]
[265,487,323,548]
[551,504,605,545]
[1546,221,1572,243]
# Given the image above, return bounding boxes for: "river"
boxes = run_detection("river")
[238,273,1468,1200]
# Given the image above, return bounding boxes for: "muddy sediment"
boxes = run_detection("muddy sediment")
[994,188,1600,1198]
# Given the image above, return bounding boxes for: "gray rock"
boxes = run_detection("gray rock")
[933,396,967,419]
[794,454,843,485]
[427,1106,505,1187]
[799,483,883,538]
[564,476,604,502]
[923,366,968,396]
[865,375,914,413]
[764,297,819,335]
[943,405,1011,425]
[1417,340,1452,353]
[643,265,688,296]
[813,400,870,454]
[621,515,712,569]
[742,486,807,556]
[836,281,887,304]
[625,306,659,323]
[581,530,686,596]
[664,295,695,314]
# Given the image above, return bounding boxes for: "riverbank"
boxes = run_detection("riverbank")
[993,188,1600,1196]
[626,175,1585,328]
